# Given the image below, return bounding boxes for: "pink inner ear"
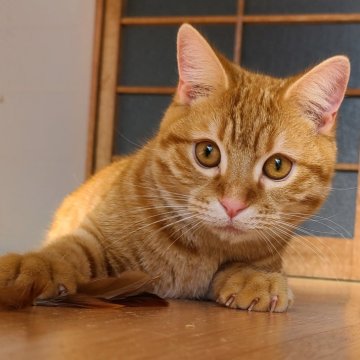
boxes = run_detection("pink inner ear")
[325,71,349,113]
[319,73,349,134]
[177,79,196,104]
[177,35,214,104]
[319,112,337,135]
[318,84,346,134]
[177,79,187,103]
[176,24,228,105]
[287,56,350,135]
[177,40,190,103]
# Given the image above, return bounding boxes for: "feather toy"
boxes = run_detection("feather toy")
[0,271,168,310]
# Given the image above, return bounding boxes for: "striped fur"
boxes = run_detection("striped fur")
[0,25,349,312]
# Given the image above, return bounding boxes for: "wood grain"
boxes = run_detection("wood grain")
[1,278,360,359]
[121,13,360,26]
[244,13,360,24]
[86,0,105,178]
[116,85,176,94]
[335,163,359,172]
[352,161,360,279]
[121,15,238,25]
[346,88,360,97]
[233,0,245,64]
[94,0,123,172]
[284,236,354,279]
[115,86,360,98]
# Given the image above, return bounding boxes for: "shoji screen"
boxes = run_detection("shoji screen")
[89,0,360,280]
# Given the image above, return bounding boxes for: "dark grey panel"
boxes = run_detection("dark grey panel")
[124,0,237,16]
[337,98,360,164]
[246,0,360,14]
[296,171,358,239]
[119,25,235,86]
[114,95,172,155]
[241,24,360,88]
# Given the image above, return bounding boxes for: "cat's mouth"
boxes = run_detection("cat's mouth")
[213,224,245,235]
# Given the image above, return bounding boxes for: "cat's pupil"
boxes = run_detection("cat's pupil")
[205,145,213,157]
[274,158,282,171]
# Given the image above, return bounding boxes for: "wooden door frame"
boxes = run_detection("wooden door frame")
[86,0,124,177]
[87,0,360,280]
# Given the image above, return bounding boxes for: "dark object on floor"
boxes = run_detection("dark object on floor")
[0,271,168,310]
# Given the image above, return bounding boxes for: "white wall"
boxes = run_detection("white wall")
[0,0,96,252]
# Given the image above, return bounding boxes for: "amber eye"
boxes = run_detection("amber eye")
[263,154,292,180]
[194,141,221,168]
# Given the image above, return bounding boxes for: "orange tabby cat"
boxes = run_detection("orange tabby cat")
[0,24,350,312]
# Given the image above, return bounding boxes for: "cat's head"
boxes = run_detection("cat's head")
[151,24,350,243]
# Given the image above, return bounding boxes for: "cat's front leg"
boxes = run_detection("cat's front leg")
[209,263,294,312]
[0,251,78,299]
[0,231,107,300]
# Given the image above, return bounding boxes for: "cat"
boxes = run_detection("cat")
[0,24,350,312]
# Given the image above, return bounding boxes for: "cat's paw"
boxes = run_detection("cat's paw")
[0,252,77,299]
[214,268,293,312]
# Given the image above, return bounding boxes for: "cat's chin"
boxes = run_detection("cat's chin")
[211,227,254,244]
[213,224,245,235]
[211,224,247,238]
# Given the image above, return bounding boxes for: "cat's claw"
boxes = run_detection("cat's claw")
[213,268,292,312]
[224,294,236,307]
[247,297,259,312]
[269,295,278,312]
[58,284,68,296]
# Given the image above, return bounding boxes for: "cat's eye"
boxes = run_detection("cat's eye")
[194,141,221,168]
[263,154,292,180]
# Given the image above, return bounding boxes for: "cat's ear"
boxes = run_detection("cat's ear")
[176,24,229,104]
[285,56,350,135]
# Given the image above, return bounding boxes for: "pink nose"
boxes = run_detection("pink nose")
[219,197,248,219]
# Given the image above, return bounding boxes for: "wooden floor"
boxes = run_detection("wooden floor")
[1,278,360,360]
